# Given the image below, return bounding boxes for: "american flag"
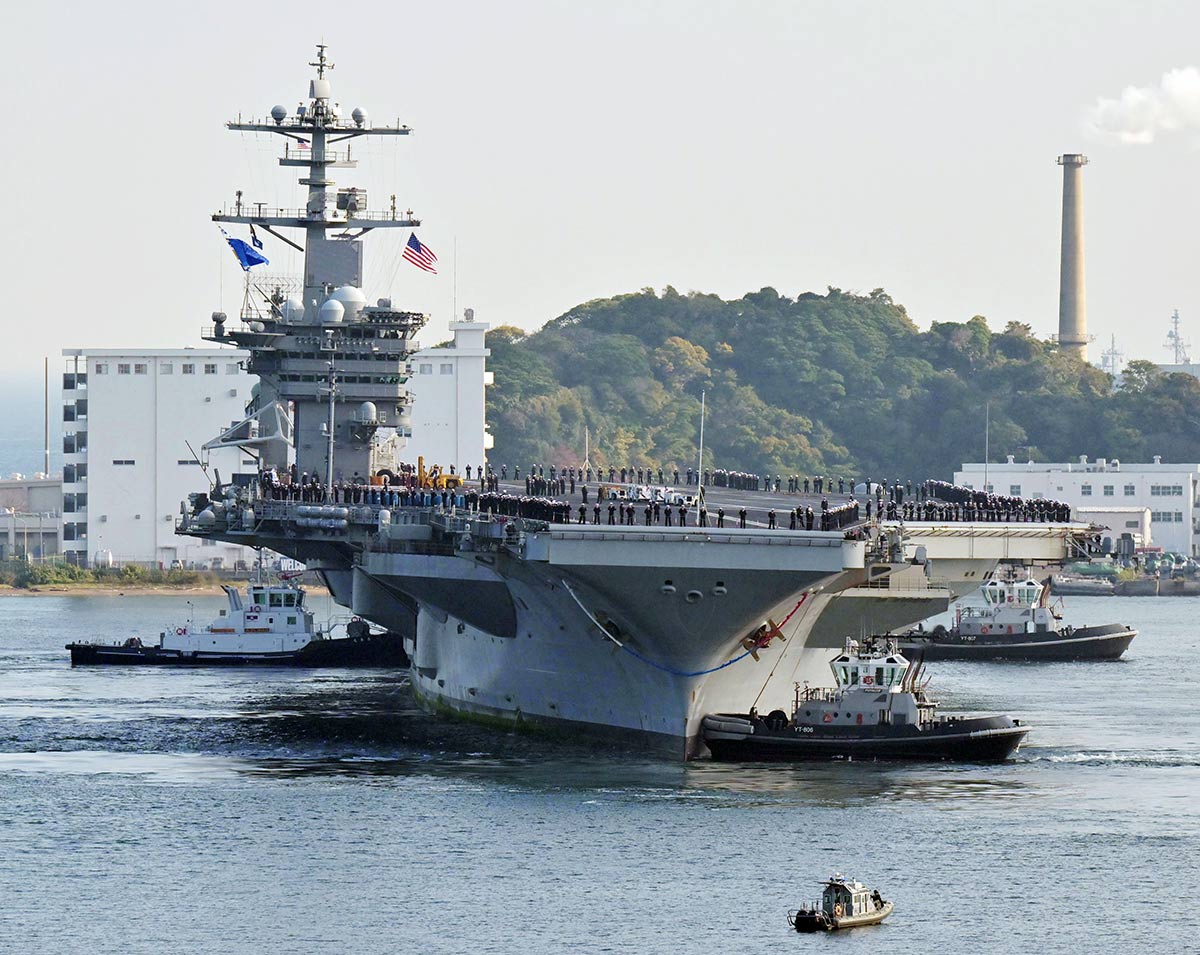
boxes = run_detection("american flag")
[403,232,438,273]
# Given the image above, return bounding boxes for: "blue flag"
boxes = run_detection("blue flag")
[249,224,264,250]
[221,228,269,271]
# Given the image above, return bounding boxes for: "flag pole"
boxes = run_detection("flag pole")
[695,390,706,523]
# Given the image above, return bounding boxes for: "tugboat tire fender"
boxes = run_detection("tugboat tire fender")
[176,627,187,636]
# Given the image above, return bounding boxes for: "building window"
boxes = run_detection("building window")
[419,363,433,375]
[177,460,200,466]
[1009,485,1021,497]
[1177,511,1185,522]
[204,363,217,375]
[1125,521,1139,528]
[117,363,131,375]
[1124,484,1135,496]
[1103,485,1114,496]
[440,363,454,375]
[226,363,240,374]
[201,537,216,547]
[111,459,135,466]
[1080,484,1092,496]
[182,364,195,375]
[94,363,108,375]
[134,363,147,375]
[160,363,173,374]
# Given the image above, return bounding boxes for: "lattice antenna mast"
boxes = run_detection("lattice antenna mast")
[213,44,418,319]
[1099,334,1124,378]
[1166,309,1190,365]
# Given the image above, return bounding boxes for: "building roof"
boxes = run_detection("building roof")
[959,460,1200,474]
[63,348,249,358]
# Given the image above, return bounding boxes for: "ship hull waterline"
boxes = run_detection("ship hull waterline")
[331,561,954,759]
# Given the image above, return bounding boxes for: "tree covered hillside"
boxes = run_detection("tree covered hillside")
[484,286,1200,480]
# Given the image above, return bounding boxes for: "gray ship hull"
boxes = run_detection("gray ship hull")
[183,498,1098,758]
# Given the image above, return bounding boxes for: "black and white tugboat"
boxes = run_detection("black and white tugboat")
[702,637,1028,761]
[895,577,1136,661]
[67,576,407,667]
[788,874,893,932]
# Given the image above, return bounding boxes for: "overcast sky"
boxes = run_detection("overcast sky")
[6,0,1200,382]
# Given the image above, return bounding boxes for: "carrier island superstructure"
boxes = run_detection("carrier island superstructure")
[182,48,1099,757]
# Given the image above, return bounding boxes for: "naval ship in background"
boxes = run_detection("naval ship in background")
[181,48,1101,758]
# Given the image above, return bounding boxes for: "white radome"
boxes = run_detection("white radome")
[319,299,345,324]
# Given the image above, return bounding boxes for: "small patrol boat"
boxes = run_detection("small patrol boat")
[895,577,1136,661]
[788,874,893,932]
[702,637,1028,761]
[66,576,407,667]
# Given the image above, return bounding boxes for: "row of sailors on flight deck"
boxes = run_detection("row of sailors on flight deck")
[498,464,779,492]
[255,467,1071,523]
[492,465,950,503]
[922,480,1073,522]
[463,493,863,531]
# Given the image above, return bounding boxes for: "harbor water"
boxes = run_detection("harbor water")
[1,593,1196,953]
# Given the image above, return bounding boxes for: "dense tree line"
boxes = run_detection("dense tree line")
[484,286,1200,481]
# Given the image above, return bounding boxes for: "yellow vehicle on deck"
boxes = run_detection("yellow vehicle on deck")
[418,456,463,490]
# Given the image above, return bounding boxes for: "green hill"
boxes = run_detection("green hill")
[484,286,1200,480]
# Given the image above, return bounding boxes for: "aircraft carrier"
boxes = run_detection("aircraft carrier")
[181,47,1099,757]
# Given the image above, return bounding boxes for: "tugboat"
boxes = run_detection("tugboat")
[66,576,407,667]
[702,637,1028,761]
[788,875,893,932]
[895,577,1136,661]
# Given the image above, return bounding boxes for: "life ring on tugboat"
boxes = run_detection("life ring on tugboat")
[250,605,262,613]
[834,903,844,917]
[176,627,187,636]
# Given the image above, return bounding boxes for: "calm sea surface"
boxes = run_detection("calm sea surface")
[0,593,1196,954]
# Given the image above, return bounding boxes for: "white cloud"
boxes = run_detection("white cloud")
[1087,66,1200,143]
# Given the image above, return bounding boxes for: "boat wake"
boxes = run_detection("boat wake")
[1023,749,1200,769]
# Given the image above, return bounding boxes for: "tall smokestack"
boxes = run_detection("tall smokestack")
[1057,153,1089,360]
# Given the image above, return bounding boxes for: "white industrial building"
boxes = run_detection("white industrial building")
[61,349,258,568]
[57,319,491,566]
[400,316,494,473]
[956,456,1200,556]
[0,475,62,560]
